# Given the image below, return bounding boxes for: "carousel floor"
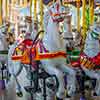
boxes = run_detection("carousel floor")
[0,90,100,100]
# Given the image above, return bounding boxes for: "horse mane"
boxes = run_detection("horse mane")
[44,11,50,31]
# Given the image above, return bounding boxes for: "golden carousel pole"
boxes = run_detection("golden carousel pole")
[82,0,87,40]
[12,0,17,39]
[6,0,9,18]
[7,0,11,32]
[39,0,44,39]
[0,0,2,25]
[89,0,94,25]
[11,0,14,21]
[33,0,38,33]
[24,0,27,7]
[5,0,8,19]
[40,0,44,30]
[34,0,37,22]
[77,0,80,32]
[30,0,32,16]
[2,0,7,22]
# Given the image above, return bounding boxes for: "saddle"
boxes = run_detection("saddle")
[12,39,66,64]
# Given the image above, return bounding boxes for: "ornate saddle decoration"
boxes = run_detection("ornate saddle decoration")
[80,53,100,70]
[12,39,66,64]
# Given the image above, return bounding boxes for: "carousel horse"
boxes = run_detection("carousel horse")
[39,1,76,99]
[6,19,32,100]
[11,1,77,100]
[0,24,9,98]
[7,17,56,100]
[66,24,100,98]
[81,24,100,96]
[7,28,57,100]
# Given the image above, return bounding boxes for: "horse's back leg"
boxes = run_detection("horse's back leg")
[41,61,65,99]
[82,67,100,96]
[6,77,17,100]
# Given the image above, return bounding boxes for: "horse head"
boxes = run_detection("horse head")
[84,23,100,57]
[48,1,66,23]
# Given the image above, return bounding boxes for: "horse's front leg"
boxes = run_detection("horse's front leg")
[15,67,31,100]
[81,66,100,96]
[59,63,76,97]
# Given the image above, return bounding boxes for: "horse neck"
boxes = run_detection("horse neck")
[44,16,65,51]
[8,43,22,77]
[0,35,8,51]
[84,32,100,57]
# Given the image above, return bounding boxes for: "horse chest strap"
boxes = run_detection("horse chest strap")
[80,56,95,69]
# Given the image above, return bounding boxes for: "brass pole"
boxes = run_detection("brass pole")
[6,0,8,18]
[40,0,44,29]
[30,0,32,16]
[39,0,44,39]
[34,0,37,22]
[0,0,2,25]
[82,0,87,39]
[24,0,27,7]
[89,0,94,25]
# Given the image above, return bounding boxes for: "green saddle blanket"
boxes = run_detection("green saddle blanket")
[66,48,81,64]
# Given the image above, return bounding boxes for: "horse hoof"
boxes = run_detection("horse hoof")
[56,97,63,100]
[93,92,97,96]
[16,91,23,97]
[66,94,71,98]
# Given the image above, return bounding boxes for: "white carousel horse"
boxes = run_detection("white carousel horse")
[81,24,100,96]
[41,2,76,99]
[6,17,32,100]
[6,18,31,100]
[0,26,9,100]
[7,41,31,100]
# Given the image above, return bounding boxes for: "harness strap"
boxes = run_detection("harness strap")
[80,56,95,69]
[12,40,67,64]
[91,31,99,39]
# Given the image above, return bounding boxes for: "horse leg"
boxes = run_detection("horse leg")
[76,70,86,100]
[16,68,31,100]
[6,75,17,100]
[82,67,100,96]
[59,63,76,96]
[41,61,65,100]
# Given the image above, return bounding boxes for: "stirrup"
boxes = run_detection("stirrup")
[24,86,41,93]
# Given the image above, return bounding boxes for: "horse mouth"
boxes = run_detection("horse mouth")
[52,13,66,22]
